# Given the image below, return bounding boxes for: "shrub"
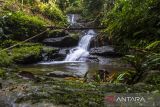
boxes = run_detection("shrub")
[103,0,160,50]
[32,2,67,25]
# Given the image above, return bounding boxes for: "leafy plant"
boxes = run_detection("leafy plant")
[102,0,160,50]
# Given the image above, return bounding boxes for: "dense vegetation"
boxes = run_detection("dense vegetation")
[102,0,160,84]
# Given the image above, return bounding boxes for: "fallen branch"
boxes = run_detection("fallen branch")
[46,26,106,30]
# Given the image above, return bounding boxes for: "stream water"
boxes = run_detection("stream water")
[19,14,128,78]
[65,30,96,61]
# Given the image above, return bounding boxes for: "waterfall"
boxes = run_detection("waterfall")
[67,14,75,25]
[65,30,96,61]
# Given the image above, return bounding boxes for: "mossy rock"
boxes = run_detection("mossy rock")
[47,30,67,38]
[0,50,12,67]
[11,46,43,64]
[2,11,47,41]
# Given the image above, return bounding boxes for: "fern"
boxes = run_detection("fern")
[146,41,160,50]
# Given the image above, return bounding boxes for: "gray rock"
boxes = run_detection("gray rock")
[42,47,60,61]
[90,46,120,57]
[86,55,99,63]
[43,36,79,47]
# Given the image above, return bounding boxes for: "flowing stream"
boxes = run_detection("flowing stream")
[65,30,96,61]
[67,14,76,25]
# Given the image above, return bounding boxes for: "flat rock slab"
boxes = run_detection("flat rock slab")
[46,71,82,78]
[43,36,78,47]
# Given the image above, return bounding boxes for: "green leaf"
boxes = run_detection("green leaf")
[146,41,160,50]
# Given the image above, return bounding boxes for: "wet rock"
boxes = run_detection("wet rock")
[48,30,68,38]
[43,36,79,47]
[50,53,65,61]
[42,47,60,61]
[90,46,120,57]
[58,48,70,57]
[18,71,36,80]
[46,71,80,78]
[87,55,99,63]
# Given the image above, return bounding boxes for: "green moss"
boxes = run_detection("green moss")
[70,33,79,40]
[0,40,42,48]
[47,30,65,38]
[3,11,47,40]
[42,46,58,54]
[32,2,67,26]
[0,68,5,78]
[11,45,42,64]
[0,50,12,67]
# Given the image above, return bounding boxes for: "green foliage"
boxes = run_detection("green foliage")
[32,2,67,25]
[103,0,160,49]
[65,6,83,14]
[0,50,12,67]
[56,0,82,11]
[113,70,134,84]
[2,11,46,40]
[145,53,160,70]
[145,41,160,52]
[123,51,160,83]
[18,0,37,5]
[83,0,104,17]
[0,68,5,78]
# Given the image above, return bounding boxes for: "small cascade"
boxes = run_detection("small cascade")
[67,14,76,25]
[65,30,96,61]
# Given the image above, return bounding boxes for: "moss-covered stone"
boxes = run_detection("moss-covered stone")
[0,50,13,67]
[2,11,47,40]
[11,45,43,64]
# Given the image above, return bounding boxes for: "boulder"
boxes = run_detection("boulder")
[86,55,99,63]
[90,46,120,57]
[42,47,60,61]
[43,36,79,47]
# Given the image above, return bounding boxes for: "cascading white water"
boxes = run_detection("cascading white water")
[65,30,96,61]
[67,14,75,25]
